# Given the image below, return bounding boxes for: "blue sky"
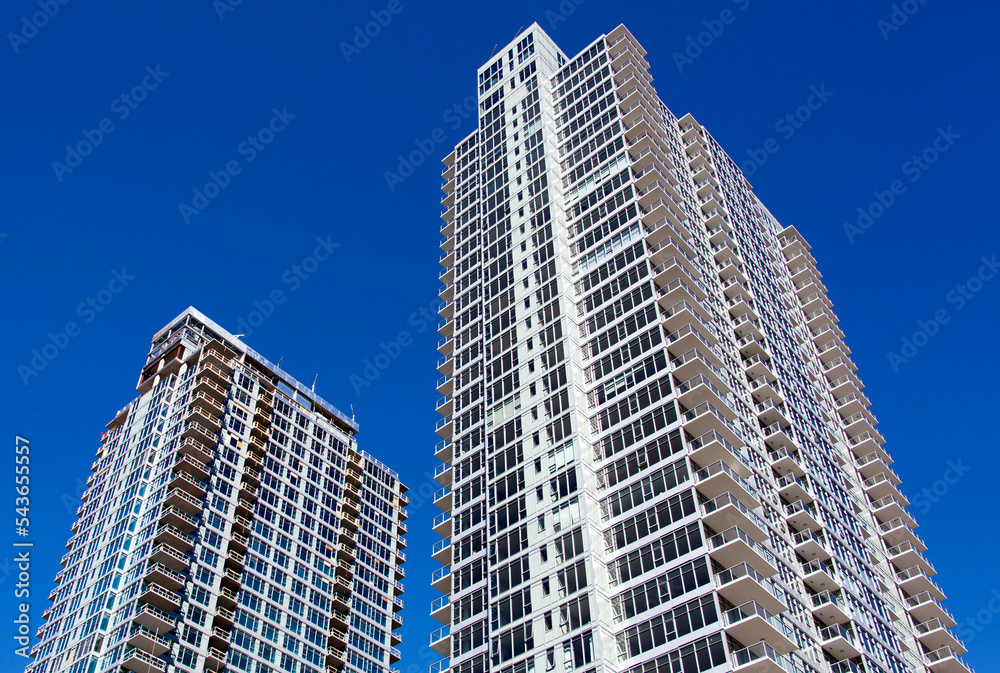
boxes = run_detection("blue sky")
[1,0,998,671]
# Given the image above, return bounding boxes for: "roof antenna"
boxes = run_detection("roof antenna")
[350,404,355,422]
[312,374,318,393]
[277,356,283,367]
[489,43,498,58]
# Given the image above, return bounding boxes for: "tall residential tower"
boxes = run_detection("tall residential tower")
[430,23,970,673]
[29,308,407,673]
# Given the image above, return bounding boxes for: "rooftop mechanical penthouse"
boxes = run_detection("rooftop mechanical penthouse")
[429,22,971,673]
[28,308,408,673]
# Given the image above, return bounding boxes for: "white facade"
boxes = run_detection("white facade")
[431,23,970,673]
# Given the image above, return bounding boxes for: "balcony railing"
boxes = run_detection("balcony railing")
[715,562,783,600]
[702,492,765,529]
[707,526,775,565]
[430,625,450,644]
[819,623,856,645]
[925,646,974,672]
[730,642,787,671]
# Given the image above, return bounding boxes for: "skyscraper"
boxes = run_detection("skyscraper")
[28,308,407,673]
[430,23,970,673]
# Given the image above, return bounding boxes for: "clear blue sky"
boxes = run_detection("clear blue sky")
[1,1,998,671]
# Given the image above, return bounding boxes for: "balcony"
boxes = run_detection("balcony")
[731,642,789,673]
[737,334,769,360]
[122,647,167,673]
[127,624,171,656]
[715,562,787,615]
[139,582,182,612]
[871,494,916,529]
[887,540,935,575]
[723,600,796,653]
[174,453,211,481]
[694,460,760,508]
[144,561,185,592]
[793,528,831,562]
[433,486,452,512]
[154,524,194,552]
[206,647,227,671]
[160,504,198,532]
[436,351,453,376]
[811,590,851,625]
[662,299,713,336]
[430,625,451,657]
[862,472,903,502]
[684,402,744,452]
[687,430,749,479]
[658,279,711,321]
[707,526,777,577]
[433,461,453,487]
[168,469,206,498]
[906,591,956,627]
[855,451,893,481]
[749,377,781,407]
[651,255,703,295]
[434,416,453,440]
[434,439,452,463]
[734,314,766,343]
[768,446,805,478]
[760,422,795,453]
[915,618,967,653]
[755,398,790,428]
[818,623,862,660]
[133,603,175,633]
[150,543,188,572]
[842,410,878,440]
[431,595,451,624]
[925,646,975,673]
[432,538,452,565]
[432,512,452,537]
[701,492,767,542]
[178,436,214,465]
[879,517,925,551]
[775,472,814,504]
[431,566,452,594]
[677,373,735,419]
[897,565,945,601]
[670,349,728,394]
[743,356,777,388]
[801,557,839,594]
